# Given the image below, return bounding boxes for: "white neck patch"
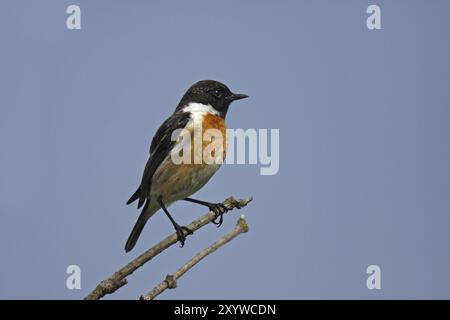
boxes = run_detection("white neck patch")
[182,102,220,122]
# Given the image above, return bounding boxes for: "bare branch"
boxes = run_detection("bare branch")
[84,196,252,300]
[140,215,249,300]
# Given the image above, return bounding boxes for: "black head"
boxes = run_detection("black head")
[177,80,248,117]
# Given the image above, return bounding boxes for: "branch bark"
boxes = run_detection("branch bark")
[84,196,252,300]
[140,215,249,300]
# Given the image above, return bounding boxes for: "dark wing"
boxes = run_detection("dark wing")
[127,110,191,208]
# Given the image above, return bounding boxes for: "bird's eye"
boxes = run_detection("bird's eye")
[214,90,223,98]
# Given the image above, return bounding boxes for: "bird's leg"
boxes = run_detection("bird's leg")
[157,197,193,247]
[183,197,228,227]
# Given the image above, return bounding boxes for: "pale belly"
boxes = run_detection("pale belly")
[150,156,222,205]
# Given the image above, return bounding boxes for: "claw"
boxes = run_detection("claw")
[212,214,223,227]
[208,203,228,228]
[176,228,186,247]
[174,225,193,247]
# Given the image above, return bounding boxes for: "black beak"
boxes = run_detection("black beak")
[228,93,249,101]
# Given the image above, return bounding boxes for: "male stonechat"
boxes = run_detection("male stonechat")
[125,80,248,252]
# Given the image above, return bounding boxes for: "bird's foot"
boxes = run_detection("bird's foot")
[174,224,193,247]
[208,203,229,228]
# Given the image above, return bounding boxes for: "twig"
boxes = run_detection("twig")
[84,196,252,300]
[140,215,249,300]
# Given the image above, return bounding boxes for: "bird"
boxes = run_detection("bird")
[125,80,248,252]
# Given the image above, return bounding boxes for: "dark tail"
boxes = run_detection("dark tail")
[127,187,147,209]
[125,201,150,252]
[126,187,140,205]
